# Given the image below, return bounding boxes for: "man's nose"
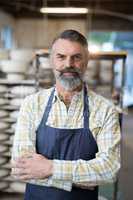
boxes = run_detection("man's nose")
[65,57,74,67]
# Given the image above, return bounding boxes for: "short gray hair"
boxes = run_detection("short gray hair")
[52,29,88,47]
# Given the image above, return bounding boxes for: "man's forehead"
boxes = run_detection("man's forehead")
[52,38,87,54]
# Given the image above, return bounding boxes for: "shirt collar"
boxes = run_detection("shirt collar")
[52,85,84,104]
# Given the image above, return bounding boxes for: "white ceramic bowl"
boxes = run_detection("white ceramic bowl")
[0,85,8,93]
[0,182,9,190]
[10,49,34,62]
[0,157,8,165]
[2,117,16,123]
[0,134,9,141]
[7,73,25,81]
[1,60,29,73]
[0,122,9,130]
[0,169,10,178]
[10,86,36,97]
[0,111,9,118]
[10,182,26,193]
[0,98,9,105]
[10,98,24,107]
[0,145,9,153]
[2,163,12,169]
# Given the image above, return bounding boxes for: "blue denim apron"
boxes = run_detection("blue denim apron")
[24,85,98,200]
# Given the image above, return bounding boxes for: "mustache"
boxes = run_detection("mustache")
[55,67,82,76]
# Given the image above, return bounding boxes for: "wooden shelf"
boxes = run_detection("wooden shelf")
[0,79,36,85]
[89,51,127,60]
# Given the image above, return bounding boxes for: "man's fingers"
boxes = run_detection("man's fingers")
[11,168,31,180]
[18,174,32,180]
[11,168,25,175]
[11,168,32,180]
[11,161,26,168]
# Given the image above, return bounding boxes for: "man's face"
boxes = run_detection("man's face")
[50,39,89,91]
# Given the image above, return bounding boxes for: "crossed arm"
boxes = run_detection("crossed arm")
[11,96,121,191]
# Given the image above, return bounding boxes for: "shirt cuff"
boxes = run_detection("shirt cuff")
[53,159,73,181]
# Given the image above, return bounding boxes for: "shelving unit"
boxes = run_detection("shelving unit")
[89,51,127,107]
[0,79,36,193]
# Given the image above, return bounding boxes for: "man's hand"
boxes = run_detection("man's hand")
[11,153,53,180]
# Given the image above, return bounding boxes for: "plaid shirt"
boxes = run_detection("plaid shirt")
[12,85,121,191]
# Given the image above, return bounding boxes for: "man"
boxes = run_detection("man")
[12,29,121,200]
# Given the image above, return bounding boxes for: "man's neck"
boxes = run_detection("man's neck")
[56,82,83,106]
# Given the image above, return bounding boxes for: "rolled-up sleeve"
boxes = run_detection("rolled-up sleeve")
[11,95,36,162]
[11,95,72,191]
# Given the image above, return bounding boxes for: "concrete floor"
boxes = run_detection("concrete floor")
[0,108,133,200]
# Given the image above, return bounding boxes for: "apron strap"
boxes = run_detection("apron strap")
[41,88,55,124]
[83,84,90,129]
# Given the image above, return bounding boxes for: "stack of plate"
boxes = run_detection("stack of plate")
[0,110,9,118]
[10,181,26,193]
[0,98,9,105]
[0,119,16,192]
[1,60,29,81]
[0,48,35,81]
[10,85,36,98]
[0,169,10,178]
[8,85,36,110]
[10,98,24,107]
[0,85,8,95]
[0,120,10,191]
[0,69,37,193]
[0,84,16,192]
[0,181,9,191]
[0,133,9,142]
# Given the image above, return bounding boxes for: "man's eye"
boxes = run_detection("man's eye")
[73,55,82,61]
[57,55,65,60]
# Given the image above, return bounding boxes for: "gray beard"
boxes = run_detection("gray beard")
[58,75,83,91]
[54,69,83,91]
